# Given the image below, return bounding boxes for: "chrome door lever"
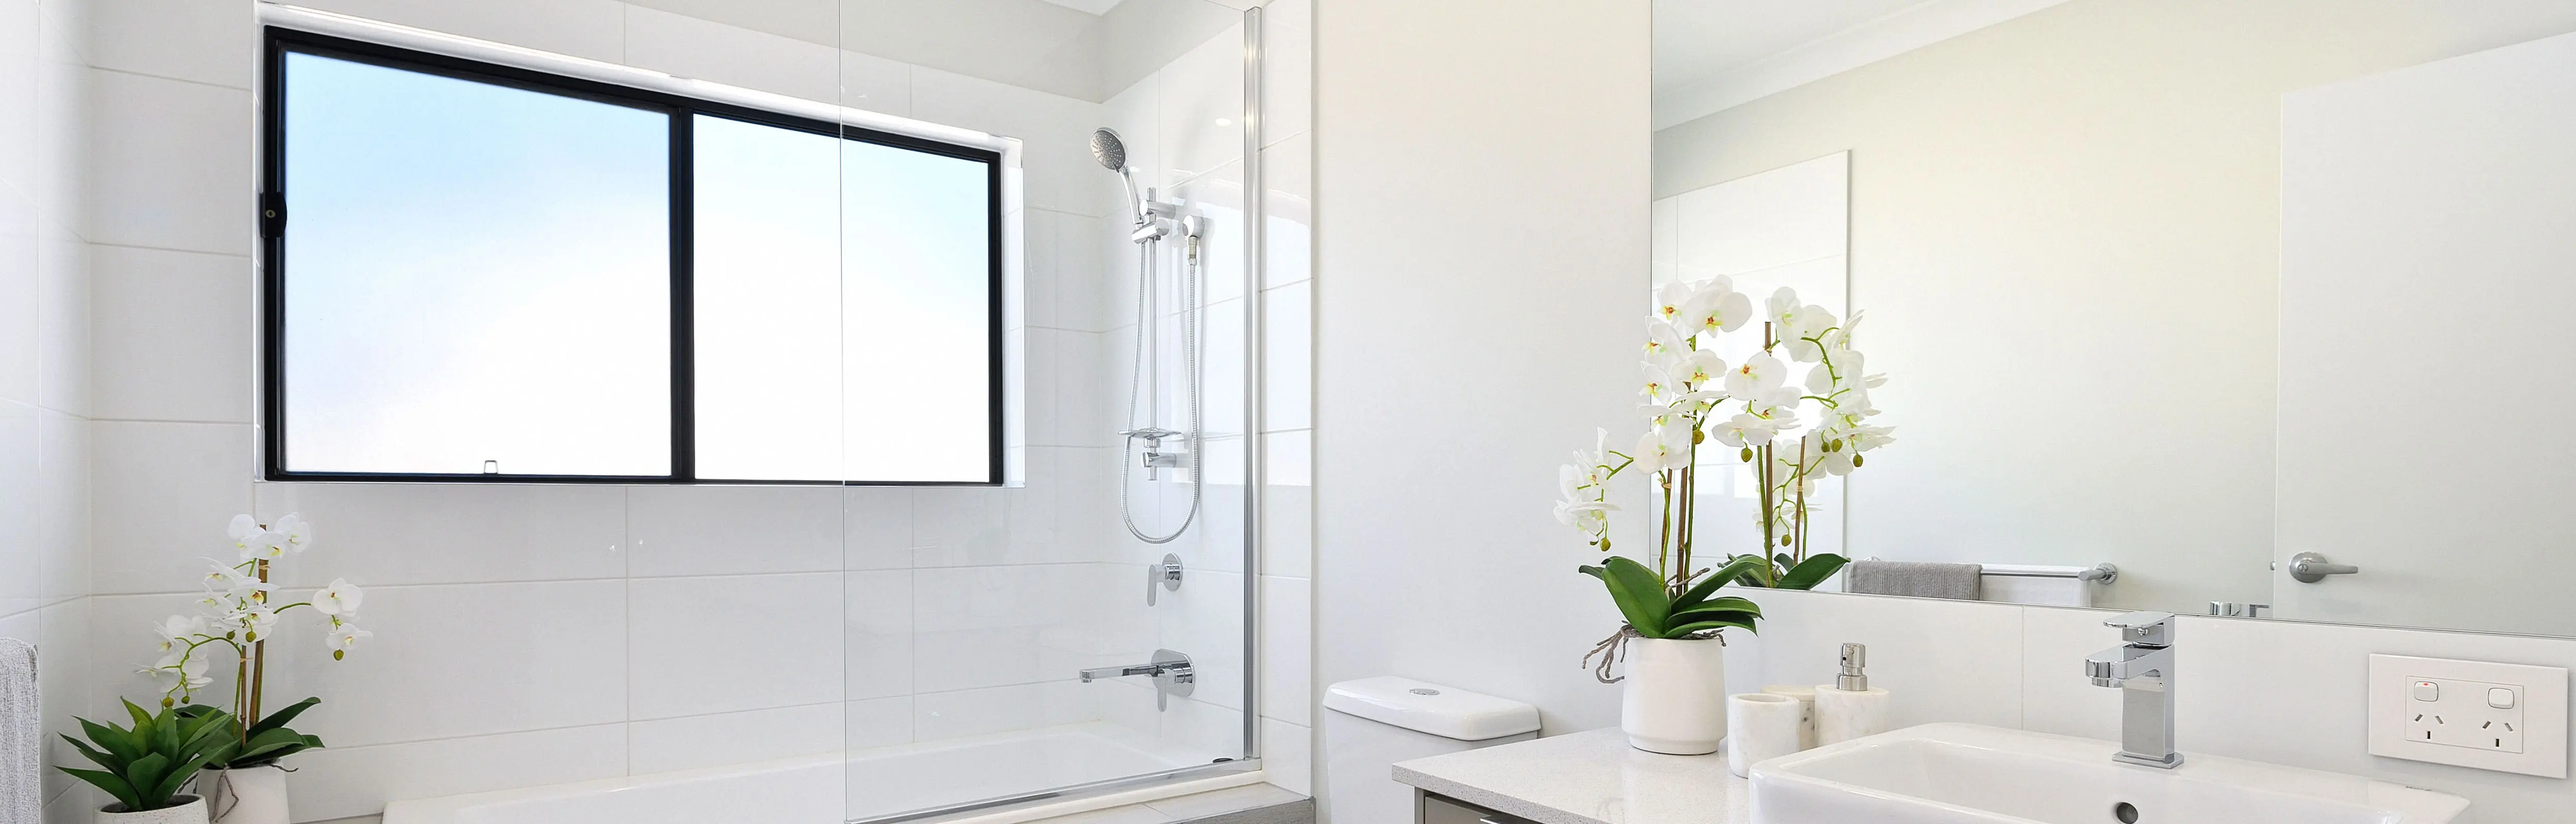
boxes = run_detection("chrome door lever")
[1146,553,1183,605]
[2287,552,2359,583]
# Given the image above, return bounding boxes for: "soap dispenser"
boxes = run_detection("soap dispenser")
[1814,643,1891,746]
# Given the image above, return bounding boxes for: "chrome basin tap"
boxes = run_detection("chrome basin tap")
[2086,611,2181,768]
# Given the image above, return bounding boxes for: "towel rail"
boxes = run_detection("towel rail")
[1979,563,2119,583]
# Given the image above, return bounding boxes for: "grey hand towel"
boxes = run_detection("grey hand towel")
[0,638,36,824]
[1845,560,1983,600]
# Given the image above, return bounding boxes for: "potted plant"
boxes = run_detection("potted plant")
[138,514,370,824]
[57,701,236,823]
[1558,277,1893,754]
[179,699,327,824]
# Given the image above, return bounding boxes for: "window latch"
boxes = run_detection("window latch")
[259,192,287,238]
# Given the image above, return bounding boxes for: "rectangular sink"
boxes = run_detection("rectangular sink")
[1749,724,2469,823]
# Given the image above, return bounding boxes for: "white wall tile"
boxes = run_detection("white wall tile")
[0,0,31,200]
[912,679,1092,741]
[621,6,838,105]
[88,0,252,89]
[254,482,628,587]
[1055,211,1109,332]
[630,572,844,718]
[283,723,627,822]
[1154,23,1246,185]
[35,597,90,804]
[88,70,251,255]
[1261,281,1308,430]
[1258,476,1308,578]
[836,49,912,118]
[845,695,912,750]
[290,0,625,64]
[1258,717,1311,796]
[0,188,31,406]
[95,580,630,747]
[92,421,250,594]
[89,247,250,423]
[33,23,86,241]
[908,67,1102,218]
[1157,568,1243,711]
[2018,604,2121,741]
[1736,590,2025,731]
[845,569,912,701]
[626,484,842,577]
[35,408,82,602]
[33,220,85,416]
[1257,575,1309,726]
[843,487,912,571]
[1258,0,1309,144]
[0,400,35,617]
[629,701,844,775]
[912,564,1112,693]
[1154,691,1242,760]
[1260,135,1310,294]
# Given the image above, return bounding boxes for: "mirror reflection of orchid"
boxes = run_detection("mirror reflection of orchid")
[143,514,369,767]
[1560,277,1895,646]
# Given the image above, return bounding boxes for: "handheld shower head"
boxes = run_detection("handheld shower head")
[1091,127,1147,227]
[1089,128,1128,170]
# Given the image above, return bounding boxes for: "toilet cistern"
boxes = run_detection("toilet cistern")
[2086,611,2181,768]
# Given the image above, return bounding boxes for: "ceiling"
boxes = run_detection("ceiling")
[1654,0,1932,98]
[1036,0,1130,13]
[1652,0,2071,128]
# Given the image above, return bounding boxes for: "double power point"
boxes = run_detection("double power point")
[2369,654,2566,778]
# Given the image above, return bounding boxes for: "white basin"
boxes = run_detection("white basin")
[1749,723,2469,823]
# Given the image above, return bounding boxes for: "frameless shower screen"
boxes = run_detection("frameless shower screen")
[832,1,1265,819]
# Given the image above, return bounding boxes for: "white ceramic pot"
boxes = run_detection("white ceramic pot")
[96,795,208,824]
[1620,636,1728,754]
[204,766,290,824]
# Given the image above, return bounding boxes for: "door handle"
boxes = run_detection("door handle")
[2287,552,2359,583]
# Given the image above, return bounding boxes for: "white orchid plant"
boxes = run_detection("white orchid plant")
[143,514,369,768]
[1563,277,1893,674]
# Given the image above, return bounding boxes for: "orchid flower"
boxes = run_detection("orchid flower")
[1725,353,1787,400]
[1635,424,1693,473]
[1639,363,1680,405]
[1677,280,1752,338]
[1642,320,1687,365]
[1673,350,1725,389]
[326,623,372,660]
[271,513,315,553]
[312,578,364,616]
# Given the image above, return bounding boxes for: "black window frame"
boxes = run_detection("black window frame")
[259,26,1008,486]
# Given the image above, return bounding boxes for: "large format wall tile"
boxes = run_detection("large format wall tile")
[628,484,844,577]
[87,69,250,255]
[91,421,251,594]
[88,0,252,89]
[629,701,844,775]
[88,246,250,423]
[255,482,629,587]
[284,723,628,822]
[630,572,844,719]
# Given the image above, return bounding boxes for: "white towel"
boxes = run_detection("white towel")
[0,638,36,824]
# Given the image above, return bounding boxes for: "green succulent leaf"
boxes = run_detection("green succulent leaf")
[58,767,144,813]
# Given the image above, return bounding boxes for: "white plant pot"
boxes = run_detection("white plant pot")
[97,794,208,824]
[204,766,290,824]
[1620,636,1729,754]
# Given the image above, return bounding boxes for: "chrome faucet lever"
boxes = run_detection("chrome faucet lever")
[1078,649,1195,710]
[2088,611,2182,768]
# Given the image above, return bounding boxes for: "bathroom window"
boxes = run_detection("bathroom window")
[261,29,1002,484]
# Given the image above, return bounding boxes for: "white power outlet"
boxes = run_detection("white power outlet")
[2370,655,2566,778]
[2403,676,2523,753]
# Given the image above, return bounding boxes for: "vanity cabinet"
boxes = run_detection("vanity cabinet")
[1417,791,1537,824]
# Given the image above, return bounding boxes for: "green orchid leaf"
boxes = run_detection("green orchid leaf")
[1673,557,1769,612]
[248,697,321,738]
[1777,554,1852,591]
[1669,596,1763,625]
[1594,556,1673,637]
[1667,617,1758,636]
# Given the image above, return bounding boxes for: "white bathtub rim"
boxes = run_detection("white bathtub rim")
[380,745,1266,824]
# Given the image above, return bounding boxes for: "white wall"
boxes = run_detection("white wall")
[1725,591,2576,820]
[1653,0,2576,613]
[0,0,94,822]
[1312,0,1651,754]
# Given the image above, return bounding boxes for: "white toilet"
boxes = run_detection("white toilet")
[1320,676,1541,824]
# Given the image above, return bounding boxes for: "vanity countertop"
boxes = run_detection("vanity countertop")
[1391,729,1750,824]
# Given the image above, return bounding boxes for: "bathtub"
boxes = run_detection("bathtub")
[382,725,1261,824]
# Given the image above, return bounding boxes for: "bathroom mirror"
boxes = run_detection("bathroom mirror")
[1651,1,2576,638]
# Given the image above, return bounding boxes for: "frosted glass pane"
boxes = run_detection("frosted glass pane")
[691,115,844,481]
[280,52,670,476]
[841,141,993,483]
